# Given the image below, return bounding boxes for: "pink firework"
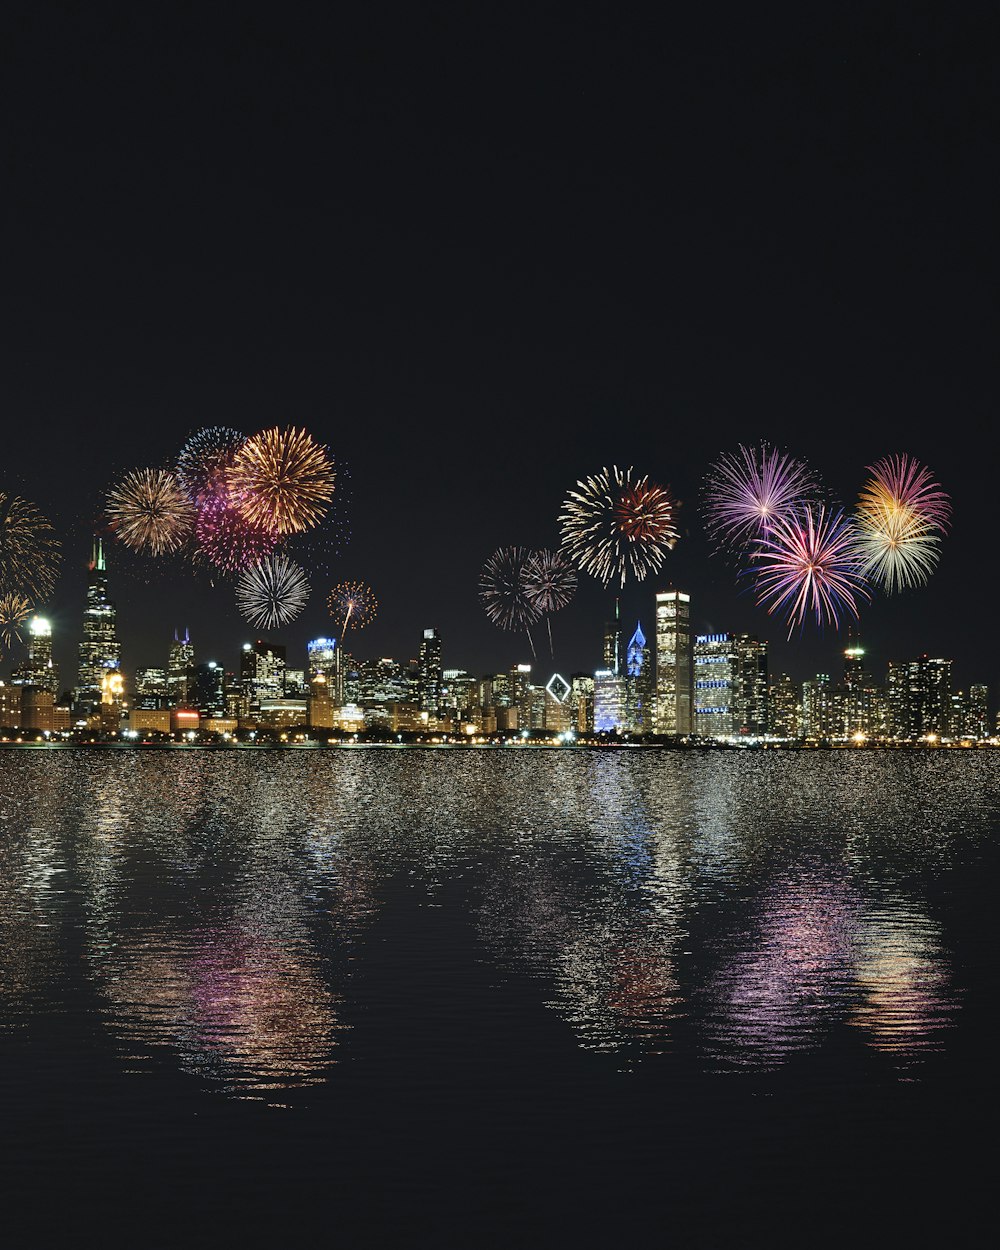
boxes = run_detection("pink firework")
[193,485,280,575]
[858,454,951,534]
[703,443,818,550]
[751,504,870,637]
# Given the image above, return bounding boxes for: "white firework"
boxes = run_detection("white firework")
[235,553,311,630]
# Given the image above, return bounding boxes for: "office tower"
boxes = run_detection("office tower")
[693,633,737,737]
[603,597,622,676]
[801,674,832,739]
[418,628,442,714]
[593,669,625,732]
[307,638,338,683]
[769,673,800,738]
[99,667,125,732]
[189,661,226,721]
[571,673,595,734]
[167,628,195,706]
[76,538,122,717]
[11,615,59,694]
[308,674,335,729]
[967,685,989,739]
[134,666,169,709]
[442,669,476,715]
[624,621,654,733]
[654,589,692,735]
[240,640,287,707]
[734,634,768,735]
[887,656,953,740]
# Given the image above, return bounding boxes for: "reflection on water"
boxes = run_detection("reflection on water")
[0,748,996,1098]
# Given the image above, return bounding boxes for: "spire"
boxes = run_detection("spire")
[96,537,105,572]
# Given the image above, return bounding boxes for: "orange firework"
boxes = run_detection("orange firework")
[228,426,336,536]
[327,580,377,640]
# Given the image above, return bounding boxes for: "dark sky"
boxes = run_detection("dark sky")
[3,4,996,696]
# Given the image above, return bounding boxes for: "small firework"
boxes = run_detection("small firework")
[106,468,196,556]
[177,427,246,502]
[0,493,62,602]
[228,426,336,536]
[703,443,818,550]
[858,454,951,535]
[0,592,31,649]
[559,466,679,588]
[327,580,378,638]
[192,486,279,576]
[522,549,577,614]
[236,553,311,630]
[751,504,870,637]
[480,547,541,656]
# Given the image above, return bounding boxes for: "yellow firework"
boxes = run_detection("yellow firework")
[0,492,62,603]
[106,468,196,555]
[0,592,31,649]
[228,426,336,536]
[327,580,377,638]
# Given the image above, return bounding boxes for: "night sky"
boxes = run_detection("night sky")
[4,6,996,697]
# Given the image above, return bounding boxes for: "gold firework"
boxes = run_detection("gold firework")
[0,592,31,649]
[106,468,196,555]
[228,426,336,536]
[0,492,62,603]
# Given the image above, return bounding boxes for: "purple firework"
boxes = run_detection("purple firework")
[192,485,280,576]
[703,443,818,551]
[750,504,870,637]
[177,426,246,503]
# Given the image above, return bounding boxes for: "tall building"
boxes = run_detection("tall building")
[191,661,226,720]
[887,656,952,740]
[624,621,655,733]
[801,673,832,739]
[134,666,169,709]
[593,669,625,732]
[417,629,442,715]
[734,634,768,735]
[11,615,59,694]
[694,633,737,737]
[769,673,800,738]
[603,598,622,676]
[654,589,692,735]
[76,538,121,717]
[967,685,990,739]
[241,641,286,707]
[167,628,195,706]
[307,638,338,683]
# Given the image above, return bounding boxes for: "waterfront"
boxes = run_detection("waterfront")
[2,749,997,1244]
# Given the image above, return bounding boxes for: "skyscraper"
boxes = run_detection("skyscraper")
[167,628,195,706]
[624,621,654,733]
[241,641,286,708]
[734,633,768,735]
[654,589,692,735]
[76,539,121,717]
[603,597,622,676]
[418,628,442,715]
[887,655,952,740]
[693,633,737,737]
[11,615,59,694]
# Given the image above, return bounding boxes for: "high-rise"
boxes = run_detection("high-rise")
[418,629,442,715]
[654,589,692,735]
[12,615,59,695]
[167,628,195,706]
[76,539,121,717]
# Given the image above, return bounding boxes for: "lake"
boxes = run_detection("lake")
[1,747,996,1245]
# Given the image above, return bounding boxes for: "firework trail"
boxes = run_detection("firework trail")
[192,486,280,576]
[854,454,951,593]
[703,443,818,551]
[106,468,196,556]
[236,553,311,630]
[0,493,62,603]
[0,592,31,651]
[751,504,870,637]
[227,426,335,535]
[480,546,540,657]
[327,580,378,641]
[176,427,246,502]
[558,466,679,588]
[522,548,577,659]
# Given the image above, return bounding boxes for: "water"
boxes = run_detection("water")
[1,747,997,1244]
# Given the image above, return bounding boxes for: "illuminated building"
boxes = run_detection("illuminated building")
[571,674,594,734]
[307,638,338,683]
[11,616,58,695]
[21,687,58,732]
[240,641,286,707]
[308,675,335,729]
[100,667,125,732]
[76,538,121,716]
[0,682,22,728]
[594,669,625,732]
[134,666,169,709]
[694,633,737,737]
[129,708,171,733]
[768,674,800,738]
[167,628,194,706]
[442,669,476,716]
[654,589,692,735]
[603,597,622,676]
[967,685,989,739]
[624,622,654,733]
[418,629,442,714]
[887,656,952,740]
[191,661,226,721]
[734,634,768,735]
[801,674,832,739]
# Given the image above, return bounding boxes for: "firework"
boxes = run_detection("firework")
[0,592,31,649]
[192,486,279,575]
[327,580,378,639]
[236,553,311,630]
[522,549,577,614]
[751,504,870,637]
[702,443,818,550]
[858,454,951,534]
[227,426,335,536]
[176,427,247,502]
[0,493,62,602]
[558,466,679,588]
[480,547,540,655]
[106,468,195,556]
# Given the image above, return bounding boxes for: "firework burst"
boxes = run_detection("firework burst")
[559,466,679,588]
[0,493,62,603]
[192,486,280,576]
[522,549,577,614]
[327,580,378,639]
[854,454,950,594]
[0,592,31,649]
[751,504,870,637]
[106,468,196,556]
[176,426,246,502]
[236,553,311,630]
[858,454,951,534]
[227,426,336,536]
[703,443,818,551]
[480,547,540,655]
